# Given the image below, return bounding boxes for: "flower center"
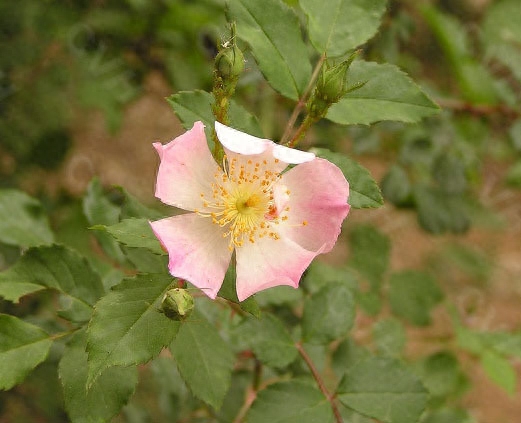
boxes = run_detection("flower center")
[197,155,287,250]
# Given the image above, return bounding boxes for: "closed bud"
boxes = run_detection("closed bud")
[214,23,244,83]
[307,51,365,119]
[160,288,194,321]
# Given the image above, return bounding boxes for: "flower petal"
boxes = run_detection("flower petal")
[150,213,232,299]
[215,121,271,155]
[235,236,322,301]
[154,121,221,211]
[280,158,350,253]
[272,143,315,164]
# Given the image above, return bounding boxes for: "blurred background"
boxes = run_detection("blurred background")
[1,0,520,422]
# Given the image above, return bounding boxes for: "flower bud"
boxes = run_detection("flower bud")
[307,51,364,119]
[214,22,244,84]
[160,288,194,321]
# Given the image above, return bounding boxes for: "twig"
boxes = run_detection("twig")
[295,341,343,423]
[436,98,520,120]
[280,53,326,144]
[232,359,262,423]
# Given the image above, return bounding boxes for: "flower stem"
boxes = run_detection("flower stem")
[295,341,343,423]
[280,53,326,145]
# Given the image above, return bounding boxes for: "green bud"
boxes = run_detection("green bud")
[214,22,244,83]
[160,288,195,321]
[307,51,365,119]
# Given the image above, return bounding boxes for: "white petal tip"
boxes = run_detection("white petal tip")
[273,144,315,164]
[215,121,269,155]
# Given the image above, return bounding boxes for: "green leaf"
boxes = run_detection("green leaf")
[414,352,468,404]
[0,189,54,248]
[303,261,358,295]
[311,148,383,208]
[59,332,138,423]
[0,314,53,390]
[381,165,412,206]
[481,350,517,395]
[337,355,428,423]
[229,0,312,100]
[327,61,439,125]
[482,0,521,84]
[239,313,297,368]
[167,89,263,139]
[372,318,406,357]
[332,338,369,378]
[86,273,179,386]
[247,380,334,423]
[348,224,390,289]
[302,282,355,344]
[170,314,234,409]
[83,178,125,263]
[93,218,166,255]
[421,409,474,423]
[422,6,498,103]
[0,245,104,322]
[300,0,387,57]
[415,185,470,234]
[388,270,443,326]
[217,260,261,318]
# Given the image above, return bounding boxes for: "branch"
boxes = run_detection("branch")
[280,53,326,144]
[437,98,520,120]
[296,341,343,423]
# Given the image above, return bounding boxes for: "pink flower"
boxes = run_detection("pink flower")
[150,121,350,301]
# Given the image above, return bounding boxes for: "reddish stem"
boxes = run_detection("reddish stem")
[295,341,343,423]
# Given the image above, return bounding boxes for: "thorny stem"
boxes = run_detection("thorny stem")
[280,53,327,145]
[296,341,343,423]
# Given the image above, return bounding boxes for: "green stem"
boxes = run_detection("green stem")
[287,114,315,148]
[296,341,343,423]
[280,53,326,145]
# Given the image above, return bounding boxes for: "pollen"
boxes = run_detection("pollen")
[196,154,289,249]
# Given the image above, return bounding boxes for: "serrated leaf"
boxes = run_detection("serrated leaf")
[388,270,443,326]
[60,332,138,423]
[247,380,334,423]
[93,218,166,255]
[0,245,104,322]
[337,355,428,423]
[87,273,179,386]
[83,178,125,263]
[481,350,517,395]
[300,0,387,57]
[229,0,312,100]
[421,408,473,423]
[170,314,234,409]
[327,61,439,125]
[348,224,390,289]
[0,314,53,390]
[311,148,383,208]
[415,185,470,234]
[167,89,263,139]
[0,189,54,248]
[302,282,355,344]
[414,351,468,404]
[240,313,297,368]
[372,318,406,357]
[217,262,260,317]
[332,338,369,378]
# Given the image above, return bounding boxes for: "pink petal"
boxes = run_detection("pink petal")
[150,213,232,299]
[235,236,322,301]
[154,121,221,211]
[279,158,350,253]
